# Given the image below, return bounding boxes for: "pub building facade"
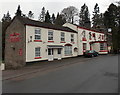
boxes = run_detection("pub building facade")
[5,16,108,68]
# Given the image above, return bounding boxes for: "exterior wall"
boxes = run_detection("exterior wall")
[63,23,108,55]
[26,25,78,62]
[77,28,107,55]
[63,23,78,32]
[5,18,26,69]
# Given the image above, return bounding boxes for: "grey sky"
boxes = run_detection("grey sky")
[0,0,119,21]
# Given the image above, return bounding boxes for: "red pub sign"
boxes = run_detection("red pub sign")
[9,33,21,42]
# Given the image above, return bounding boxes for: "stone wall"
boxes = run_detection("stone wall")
[5,17,26,69]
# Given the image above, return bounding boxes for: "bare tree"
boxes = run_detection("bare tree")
[28,11,34,19]
[38,7,46,22]
[61,6,78,24]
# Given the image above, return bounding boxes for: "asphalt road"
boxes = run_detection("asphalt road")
[3,55,118,93]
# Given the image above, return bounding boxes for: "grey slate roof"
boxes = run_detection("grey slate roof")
[15,16,77,33]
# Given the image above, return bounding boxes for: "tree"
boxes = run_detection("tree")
[79,4,91,28]
[92,3,100,28]
[28,11,34,19]
[61,6,78,24]
[104,3,118,53]
[15,5,22,16]
[54,12,66,26]
[38,7,46,22]
[51,13,55,24]
[2,11,11,22]
[45,10,51,23]
[116,1,120,52]
[2,12,12,61]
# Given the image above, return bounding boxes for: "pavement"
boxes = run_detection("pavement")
[2,56,92,81]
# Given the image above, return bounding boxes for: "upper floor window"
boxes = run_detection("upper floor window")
[48,31,53,40]
[89,32,92,40]
[35,29,41,40]
[82,31,86,38]
[71,34,74,42]
[61,32,65,42]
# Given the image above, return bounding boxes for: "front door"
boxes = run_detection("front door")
[48,48,54,61]
[58,48,62,60]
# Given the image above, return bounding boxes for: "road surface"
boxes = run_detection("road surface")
[3,55,118,93]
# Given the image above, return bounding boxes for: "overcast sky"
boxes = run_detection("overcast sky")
[0,0,119,21]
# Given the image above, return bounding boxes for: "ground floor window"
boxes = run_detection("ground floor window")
[48,48,53,55]
[35,47,41,57]
[83,43,87,50]
[64,46,72,55]
[58,48,61,54]
[100,43,107,50]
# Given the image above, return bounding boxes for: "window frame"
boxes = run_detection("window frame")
[61,32,65,42]
[71,34,74,42]
[35,29,41,40]
[35,47,41,57]
[100,43,106,50]
[48,31,53,41]
[64,46,72,55]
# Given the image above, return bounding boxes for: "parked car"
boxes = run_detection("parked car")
[84,50,99,57]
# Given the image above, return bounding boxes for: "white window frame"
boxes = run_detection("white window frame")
[61,32,65,42]
[48,31,53,41]
[100,43,106,50]
[35,29,41,40]
[89,32,92,40]
[64,46,72,55]
[35,47,41,57]
[83,31,86,38]
[71,34,74,42]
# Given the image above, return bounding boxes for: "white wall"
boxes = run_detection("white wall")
[26,25,78,62]
[63,23,107,55]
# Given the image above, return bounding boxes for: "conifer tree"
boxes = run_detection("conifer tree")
[79,4,91,28]
[38,7,46,22]
[15,5,22,16]
[54,12,66,26]
[51,13,55,24]
[45,10,51,23]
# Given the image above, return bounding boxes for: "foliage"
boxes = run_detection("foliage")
[104,3,120,52]
[15,5,22,16]
[28,11,34,19]
[45,10,51,23]
[51,13,55,24]
[54,13,66,26]
[61,6,78,24]
[2,12,12,60]
[79,4,91,28]
[38,7,46,22]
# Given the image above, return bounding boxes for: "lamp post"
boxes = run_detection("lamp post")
[107,28,112,53]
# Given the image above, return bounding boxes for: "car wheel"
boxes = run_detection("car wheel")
[91,54,94,57]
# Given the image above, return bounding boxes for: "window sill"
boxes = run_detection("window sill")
[82,37,87,41]
[48,41,54,42]
[34,40,42,42]
[99,50,108,52]
[65,54,72,56]
[34,57,42,59]
[71,42,75,44]
[60,41,66,43]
